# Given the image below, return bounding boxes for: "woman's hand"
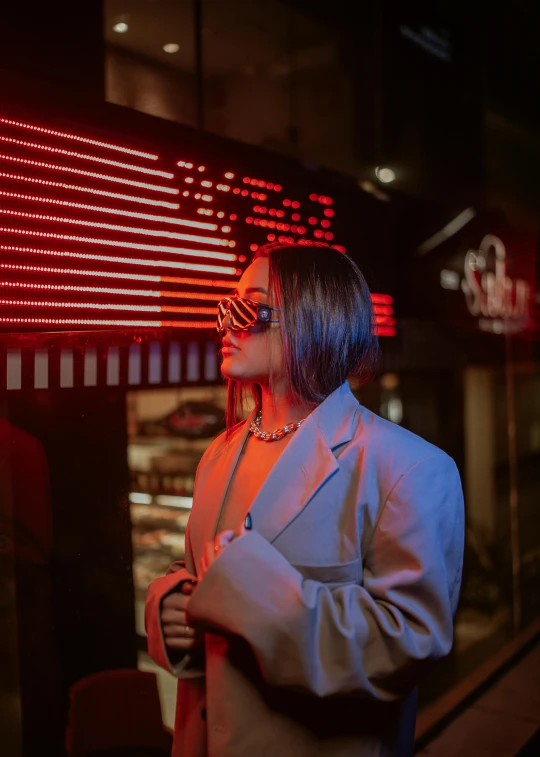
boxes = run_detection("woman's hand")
[161,580,204,652]
[200,524,247,579]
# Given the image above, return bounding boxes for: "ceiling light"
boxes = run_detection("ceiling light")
[375,166,396,184]
[163,43,180,54]
[113,22,129,34]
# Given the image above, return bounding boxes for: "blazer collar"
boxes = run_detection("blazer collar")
[189,380,360,570]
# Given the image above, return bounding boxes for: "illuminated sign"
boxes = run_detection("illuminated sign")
[461,234,531,334]
[0,115,392,336]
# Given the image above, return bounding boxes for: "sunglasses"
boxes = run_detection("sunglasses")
[216,295,280,333]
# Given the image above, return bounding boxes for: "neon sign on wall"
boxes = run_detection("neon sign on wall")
[461,234,531,334]
[0,116,394,336]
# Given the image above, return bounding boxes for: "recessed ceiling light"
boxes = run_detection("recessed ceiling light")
[163,43,180,54]
[113,22,129,34]
[375,166,396,184]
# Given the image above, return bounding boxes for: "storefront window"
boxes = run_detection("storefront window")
[104,0,357,175]
[104,0,198,127]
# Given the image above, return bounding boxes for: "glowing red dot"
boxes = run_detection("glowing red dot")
[287,236,294,243]
[324,209,335,217]
[250,244,258,252]
[276,222,283,230]
[276,210,285,218]
[308,216,317,225]
[274,184,282,192]
[324,232,334,240]
[236,268,242,275]
[259,193,267,201]
[251,192,259,199]
[254,205,260,212]
[283,223,290,231]
[254,218,261,226]
[283,199,291,207]
[266,182,274,190]
[309,193,318,201]
[243,177,250,183]
[291,213,300,221]
[250,179,258,186]
[233,188,240,194]
[241,190,249,196]
[291,201,300,209]
[246,217,253,224]
[230,214,237,220]
[268,220,276,228]
[314,229,324,238]
[261,219,267,227]
[260,207,267,214]
[298,226,306,234]
[238,255,247,262]
[258,180,266,188]
[267,233,276,241]
[321,219,331,228]
[291,225,298,233]
[269,208,276,216]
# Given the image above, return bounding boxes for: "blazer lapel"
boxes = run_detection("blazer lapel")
[188,407,257,574]
[247,381,360,544]
[187,381,360,569]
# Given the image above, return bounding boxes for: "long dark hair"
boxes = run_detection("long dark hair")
[224,242,379,440]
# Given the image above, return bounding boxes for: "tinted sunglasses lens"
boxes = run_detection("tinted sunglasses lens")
[217,297,258,331]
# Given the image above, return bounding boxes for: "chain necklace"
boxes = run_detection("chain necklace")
[249,409,306,441]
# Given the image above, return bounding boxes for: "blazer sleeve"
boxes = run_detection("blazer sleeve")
[145,519,204,678]
[186,453,465,700]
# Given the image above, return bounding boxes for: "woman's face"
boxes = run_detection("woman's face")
[219,257,284,386]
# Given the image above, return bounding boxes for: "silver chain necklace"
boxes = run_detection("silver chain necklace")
[249,409,306,441]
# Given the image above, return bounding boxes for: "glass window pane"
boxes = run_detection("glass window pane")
[202,0,356,174]
[104,0,197,126]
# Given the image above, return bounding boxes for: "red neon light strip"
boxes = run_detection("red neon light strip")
[0,298,217,315]
[371,293,393,305]
[0,172,180,208]
[0,153,179,194]
[376,326,397,336]
[0,243,238,275]
[0,211,232,249]
[0,189,217,230]
[374,316,396,325]
[0,275,228,301]
[0,135,173,178]
[0,259,239,289]
[0,317,215,328]
[0,117,159,160]
[372,305,394,315]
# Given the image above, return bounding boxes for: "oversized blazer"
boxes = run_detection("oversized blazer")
[145,380,465,757]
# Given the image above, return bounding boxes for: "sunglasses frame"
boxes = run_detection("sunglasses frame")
[216,295,280,333]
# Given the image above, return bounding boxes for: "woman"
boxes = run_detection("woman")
[145,242,465,757]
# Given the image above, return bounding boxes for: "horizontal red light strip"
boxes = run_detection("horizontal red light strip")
[0,171,180,208]
[372,305,394,315]
[0,316,216,328]
[0,274,229,301]
[376,326,397,337]
[0,209,232,248]
[0,243,238,275]
[0,117,159,160]
[0,261,239,289]
[0,297,217,315]
[0,135,173,178]
[0,153,179,194]
[0,189,217,230]
[371,293,393,305]
[374,316,396,325]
